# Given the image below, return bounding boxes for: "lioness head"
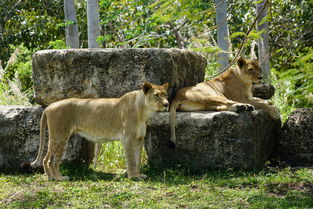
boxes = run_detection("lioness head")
[237,57,263,84]
[142,82,169,111]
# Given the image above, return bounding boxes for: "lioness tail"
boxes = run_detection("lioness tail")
[30,111,47,168]
[169,100,179,145]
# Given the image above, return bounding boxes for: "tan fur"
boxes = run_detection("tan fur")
[31,82,169,181]
[170,57,280,143]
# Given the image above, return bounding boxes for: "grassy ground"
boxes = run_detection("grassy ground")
[1,143,313,209]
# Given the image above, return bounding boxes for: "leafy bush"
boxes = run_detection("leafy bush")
[4,44,33,92]
[272,48,313,121]
[0,71,31,106]
[0,44,33,105]
[48,40,67,49]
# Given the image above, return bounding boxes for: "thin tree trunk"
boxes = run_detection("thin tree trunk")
[256,0,270,84]
[215,0,230,72]
[87,0,100,48]
[64,0,80,48]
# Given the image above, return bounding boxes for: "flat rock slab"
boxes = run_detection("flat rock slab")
[145,110,281,170]
[278,108,313,165]
[32,48,206,105]
[0,106,94,171]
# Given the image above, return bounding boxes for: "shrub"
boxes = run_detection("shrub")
[0,44,33,105]
[272,48,313,121]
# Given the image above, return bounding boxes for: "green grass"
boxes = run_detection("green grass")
[1,143,313,209]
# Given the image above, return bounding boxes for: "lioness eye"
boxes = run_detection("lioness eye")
[154,94,160,99]
[249,68,254,74]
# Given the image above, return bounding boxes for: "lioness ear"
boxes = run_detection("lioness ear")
[162,83,169,91]
[142,82,153,94]
[237,57,247,68]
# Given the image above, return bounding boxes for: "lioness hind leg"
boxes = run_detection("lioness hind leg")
[52,139,70,181]
[43,149,54,181]
[43,134,69,181]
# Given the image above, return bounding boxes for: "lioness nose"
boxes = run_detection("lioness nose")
[257,76,263,80]
[163,102,169,108]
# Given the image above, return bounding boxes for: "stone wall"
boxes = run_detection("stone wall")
[278,108,313,165]
[145,110,281,170]
[0,106,94,171]
[32,48,207,105]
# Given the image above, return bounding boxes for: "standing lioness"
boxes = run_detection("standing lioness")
[28,82,169,181]
[170,58,280,144]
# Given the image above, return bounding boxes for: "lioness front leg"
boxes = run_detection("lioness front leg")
[179,96,254,112]
[122,136,146,179]
[134,137,147,179]
[93,143,103,169]
[251,97,273,105]
[246,98,280,120]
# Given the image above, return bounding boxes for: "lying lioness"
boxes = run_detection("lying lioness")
[26,82,169,181]
[170,57,280,144]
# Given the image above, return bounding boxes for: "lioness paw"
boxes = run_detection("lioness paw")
[265,100,273,105]
[235,104,254,112]
[246,104,255,111]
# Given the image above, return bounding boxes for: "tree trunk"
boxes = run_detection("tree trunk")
[64,0,80,48]
[256,0,270,84]
[87,0,100,48]
[215,0,230,72]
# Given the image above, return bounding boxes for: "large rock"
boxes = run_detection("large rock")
[278,108,313,165]
[252,83,275,99]
[0,106,94,171]
[145,110,281,170]
[32,48,206,105]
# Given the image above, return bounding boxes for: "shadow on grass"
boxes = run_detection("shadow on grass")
[141,163,268,184]
[59,163,125,181]
[0,163,124,182]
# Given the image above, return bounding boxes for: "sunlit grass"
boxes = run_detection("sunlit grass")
[94,141,148,174]
[1,166,313,208]
[3,143,312,208]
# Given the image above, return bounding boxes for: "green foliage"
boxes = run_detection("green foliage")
[0,0,64,66]
[0,44,33,105]
[270,0,313,70]
[272,48,313,121]
[95,142,126,173]
[205,60,219,80]
[266,0,313,119]
[0,72,31,106]
[97,0,216,50]
[4,45,33,92]
[48,40,67,49]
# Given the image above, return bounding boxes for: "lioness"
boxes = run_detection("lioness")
[170,57,280,144]
[27,82,169,181]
